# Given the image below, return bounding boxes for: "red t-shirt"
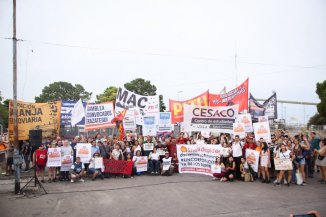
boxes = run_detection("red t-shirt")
[35,149,47,166]
[243,143,257,152]
[177,137,187,144]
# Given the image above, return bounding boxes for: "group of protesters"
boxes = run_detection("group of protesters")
[4,129,326,186]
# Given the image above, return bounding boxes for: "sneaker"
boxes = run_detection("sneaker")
[301,182,307,186]
[212,177,217,180]
[274,182,280,186]
[261,179,266,183]
[273,179,278,184]
[79,179,85,183]
[283,179,288,185]
[71,179,74,183]
[287,183,290,187]
[100,174,104,180]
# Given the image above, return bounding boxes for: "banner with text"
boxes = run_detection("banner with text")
[47,148,61,167]
[115,87,159,125]
[253,122,271,143]
[183,104,239,133]
[76,143,92,163]
[158,112,173,132]
[103,159,133,174]
[169,90,209,123]
[177,144,221,176]
[60,100,86,126]
[209,78,249,113]
[9,100,61,141]
[85,102,115,130]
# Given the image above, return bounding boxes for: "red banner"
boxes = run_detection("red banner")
[209,78,249,113]
[169,90,209,123]
[103,159,133,174]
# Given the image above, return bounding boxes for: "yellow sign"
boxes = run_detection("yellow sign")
[9,101,61,141]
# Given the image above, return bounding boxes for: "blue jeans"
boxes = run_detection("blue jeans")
[149,160,160,173]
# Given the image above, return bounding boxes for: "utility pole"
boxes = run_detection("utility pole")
[12,0,20,194]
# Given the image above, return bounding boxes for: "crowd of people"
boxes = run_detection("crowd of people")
[3,130,326,186]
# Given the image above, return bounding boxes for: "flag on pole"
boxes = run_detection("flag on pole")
[71,99,85,126]
[220,86,227,94]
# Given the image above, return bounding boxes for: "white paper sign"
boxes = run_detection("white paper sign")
[237,114,253,132]
[47,148,62,167]
[76,143,92,163]
[94,157,103,169]
[253,122,271,143]
[143,143,154,151]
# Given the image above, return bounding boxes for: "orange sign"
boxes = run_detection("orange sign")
[169,90,209,123]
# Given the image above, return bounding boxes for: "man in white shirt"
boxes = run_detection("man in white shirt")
[232,135,243,180]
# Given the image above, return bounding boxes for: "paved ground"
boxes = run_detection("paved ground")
[0,173,325,217]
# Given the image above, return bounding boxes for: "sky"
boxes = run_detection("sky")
[0,0,325,125]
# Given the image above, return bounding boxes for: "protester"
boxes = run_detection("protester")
[293,136,310,185]
[315,138,326,184]
[260,142,270,183]
[88,153,104,181]
[47,142,58,183]
[22,140,31,171]
[148,147,160,174]
[33,144,47,183]
[232,135,243,179]
[240,157,253,182]
[70,157,85,183]
[132,150,143,176]
[161,152,174,176]
[211,155,225,181]
[225,156,235,182]
[60,140,73,181]
[275,143,294,186]
[310,132,321,175]
[6,144,14,176]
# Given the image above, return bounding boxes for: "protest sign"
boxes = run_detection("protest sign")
[233,122,246,139]
[94,157,103,169]
[60,155,73,171]
[183,104,239,133]
[169,90,209,123]
[177,144,221,176]
[143,143,154,151]
[123,109,137,131]
[143,116,157,136]
[162,157,172,171]
[85,102,115,130]
[274,158,293,170]
[258,116,269,123]
[211,165,222,174]
[246,149,260,173]
[8,100,61,141]
[47,148,61,167]
[158,112,173,132]
[103,159,133,174]
[115,87,159,125]
[253,122,271,143]
[76,143,91,163]
[209,78,249,113]
[263,93,277,120]
[61,100,86,126]
[136,156,148,172]
[236,113,253,132]
[157,148,166,156]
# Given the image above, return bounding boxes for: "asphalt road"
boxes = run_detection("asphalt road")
[0,174,325,217]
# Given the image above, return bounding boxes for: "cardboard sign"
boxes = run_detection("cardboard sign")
[274,158,293,170]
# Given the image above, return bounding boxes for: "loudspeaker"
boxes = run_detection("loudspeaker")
[29,129,42,148]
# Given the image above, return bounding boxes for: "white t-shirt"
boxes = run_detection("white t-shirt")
[279,150,291,159]
[221,147,231,157]
[61,145,73,156]
[149,152,160,161]
[232,142,243,157]
[133,145,142,156]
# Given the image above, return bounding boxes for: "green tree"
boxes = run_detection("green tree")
[35,81,92,102]
[124,78,166,112]
[96,86,117,103]
[308,80,326,125]
[0,93,9,128]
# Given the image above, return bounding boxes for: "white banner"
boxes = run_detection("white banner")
[236,114,253,132]
[123,109,137,131]
[61,155,73,171]
[158,112,173,132]
[253,121,271,143]
[47,148,61,167]
[136,156,148,172]
[76,143,92,163]
[183,104,239,133]
[246,149,260,173]
[177,144,221,176]
[115,87,159,125]
[143,116,157,136]
[143,143,154,151]
[85,102,115,130]
[233,122,246,139]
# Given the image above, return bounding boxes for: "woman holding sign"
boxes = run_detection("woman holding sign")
[275,144,294,186]
[260,142,270,183]
[211,155,226,181]
[315,138,326,184]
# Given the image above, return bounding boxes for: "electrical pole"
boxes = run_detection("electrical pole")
[12,0,20,194]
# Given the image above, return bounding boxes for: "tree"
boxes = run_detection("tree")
[0,93,9,128]
[124,78,166,112]
[96,86,117,103]
[35,81,92,102]
[308,80,326,126]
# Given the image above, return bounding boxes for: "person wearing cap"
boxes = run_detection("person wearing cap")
[161,152,174,176]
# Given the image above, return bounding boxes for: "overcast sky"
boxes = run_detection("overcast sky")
[1,0,325,124]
